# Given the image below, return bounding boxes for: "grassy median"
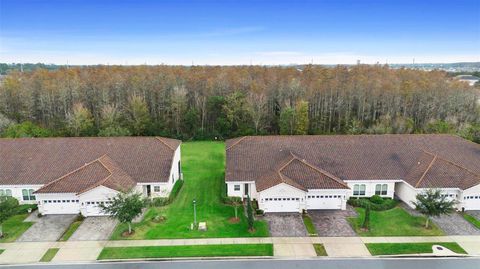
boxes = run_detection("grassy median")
[40,248,59,262]
[98,244,274,260]
[366,242,467,256]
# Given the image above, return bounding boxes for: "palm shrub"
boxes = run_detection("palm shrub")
[412,189,456,228]
[362,204,371,230]
[246,196,254,232]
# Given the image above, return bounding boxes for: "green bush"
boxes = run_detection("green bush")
[370,195,384,204]
[150,197,169,207]
[169,180,184,201]
[255,209,264,215]
[222,196,242,205]
[347,197,398,211]
[149,180,184,207]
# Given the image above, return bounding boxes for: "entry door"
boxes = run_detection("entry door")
[244,183,249,197]
[146,185,151,197]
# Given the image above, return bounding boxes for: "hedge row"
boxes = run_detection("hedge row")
[347,197,399,211]
[150,180,184,207]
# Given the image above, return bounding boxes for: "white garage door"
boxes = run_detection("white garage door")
[306,194,343,210]
[42,199,80,214]
[84,201,110,216]
[263,197,301,212]
[464,195,480,210]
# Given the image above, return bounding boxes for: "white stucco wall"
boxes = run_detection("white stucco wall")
[79,185,119,216]
[0,185,43,204]
[461,184,480,210]
[226,181,257,200]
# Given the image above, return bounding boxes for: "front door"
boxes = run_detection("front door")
[244,183,249,197]
[146,185,151,197]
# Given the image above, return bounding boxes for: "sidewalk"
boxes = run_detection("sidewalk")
[1,236,479,264]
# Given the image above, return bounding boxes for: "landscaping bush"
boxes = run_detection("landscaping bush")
[222,196,242,205]
[255,209,264,215]
[370,195,383,204]
[149,180,184,207]
[347,197,398,211]
[151,197,169,207]
[169,180,184,201]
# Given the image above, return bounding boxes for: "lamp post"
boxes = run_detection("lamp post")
[193,199,197,227]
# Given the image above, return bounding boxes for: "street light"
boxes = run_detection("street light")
[193,199,197,227]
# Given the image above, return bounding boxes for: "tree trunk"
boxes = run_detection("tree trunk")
[0,224,3,238]
[235,206,238,219]
[128,222,132,234]
[425,217,430,229]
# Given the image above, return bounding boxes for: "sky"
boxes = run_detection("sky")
[0,0,479,65]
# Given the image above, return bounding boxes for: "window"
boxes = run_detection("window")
[234,185,240,191]
[353,184,366,196]
[22,189,36,201]
[0,189,12,197]
[375,184,388,195]
[154,186,161,192]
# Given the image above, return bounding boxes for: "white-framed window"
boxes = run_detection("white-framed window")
[22,189,36,201]
[0,189,12,196]
[375,184,388,195]
[234,185,240,191]
[353,184,366,196]
[154,186,161,192]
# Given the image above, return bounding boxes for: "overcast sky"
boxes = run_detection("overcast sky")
[1,0,479,65]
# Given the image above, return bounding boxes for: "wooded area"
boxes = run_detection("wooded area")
[0,65,479,142]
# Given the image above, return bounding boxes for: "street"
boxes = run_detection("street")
[1,258,480,269]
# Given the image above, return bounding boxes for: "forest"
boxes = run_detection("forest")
[0,65,479,142]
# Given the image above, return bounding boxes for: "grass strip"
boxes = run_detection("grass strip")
[0,214,33,243]
[366,242,467,256]
[462,214,480,229]
[313,244,327,256]
[0,249,4,255]
[59,220,83,241]
[98,244,273,260]
[302,214,317,236]
[40,248,59,262]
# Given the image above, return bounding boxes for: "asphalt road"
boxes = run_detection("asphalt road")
[1,258,480,269]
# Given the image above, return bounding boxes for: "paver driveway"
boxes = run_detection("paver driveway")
[17,214,77,242]
[432,213,480,235]
[263,213,307,237]
[308,207,357,237]
[69,217,118,241]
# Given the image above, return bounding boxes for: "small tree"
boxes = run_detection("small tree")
[362,204,370,230]
[0,197,19,238]
[231,197,242,220]
[99,192,146,235]
[412,189,456,229]
[246,196,254,232]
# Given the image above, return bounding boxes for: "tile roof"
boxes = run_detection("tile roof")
[226,135,480,191]
[0,137,181,190]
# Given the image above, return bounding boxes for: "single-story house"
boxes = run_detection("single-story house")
[0,137,182,216]
[225,135,480,213]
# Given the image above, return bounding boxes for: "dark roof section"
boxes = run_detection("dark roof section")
[0,137,181,187]
[226,135,480,191]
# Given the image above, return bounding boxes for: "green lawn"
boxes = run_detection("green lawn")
[366,242,467,256]
[0,214,33,243]
[59,219,83,241]
[462,214,480,229]
[110,142,268,239]
[98,244,274,260]
[0,249,4,255]
[302,214,317,236]
[313,244,327,256]
[348,207,444,236]
[40,248,59,262]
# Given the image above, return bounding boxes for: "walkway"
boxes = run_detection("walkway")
[1,236,479,264]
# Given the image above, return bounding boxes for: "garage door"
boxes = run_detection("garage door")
[306,194,343,210]
[263,197,300,212]
[84,201,110,216]
[42,199,80,214]
[464,195,480,210]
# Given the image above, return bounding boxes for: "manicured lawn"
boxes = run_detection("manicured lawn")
[110,142,269,239]
[97,244,274,259]
[302,214,317,236]
[313,244,327,256]
[348,207,444,236]
[366,242,467,256]
[59,219,83,241]
[0,214,33,243]
[462,214,480,229]
[40,248,60,262]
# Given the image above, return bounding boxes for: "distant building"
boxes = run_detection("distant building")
[455,75,480,86]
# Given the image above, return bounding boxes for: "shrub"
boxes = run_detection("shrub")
[222,196,242,205]
[255,209,264,215]
[151,197,169,207]
[246,196,254,231]
[362,204,370,229]
[348,197,398,211]
[370,195,384,204]
[169,180,184,201]
[149,180,184,207]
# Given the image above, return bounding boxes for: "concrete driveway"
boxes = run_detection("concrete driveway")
[308,207,357,237]
[263,213,307,237]
[16,214,77,242]
[68,217,118,241]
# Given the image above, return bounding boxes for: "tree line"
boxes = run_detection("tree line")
[0,65,479,142]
